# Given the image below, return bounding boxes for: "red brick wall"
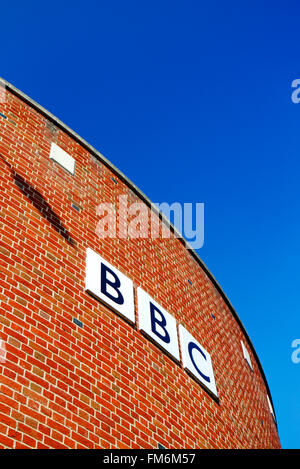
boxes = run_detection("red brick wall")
[0,86,281,449]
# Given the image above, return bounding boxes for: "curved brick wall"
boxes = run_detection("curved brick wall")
[0,80,280,449]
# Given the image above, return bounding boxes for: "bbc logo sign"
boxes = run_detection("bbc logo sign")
[85,248,218,399]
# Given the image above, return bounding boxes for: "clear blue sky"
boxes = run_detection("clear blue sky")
[1,0,299,449]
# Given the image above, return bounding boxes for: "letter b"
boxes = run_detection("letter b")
[85,248,135,323]
[149,302,170,343]
[101,263,124,305]
[137,287,180,361]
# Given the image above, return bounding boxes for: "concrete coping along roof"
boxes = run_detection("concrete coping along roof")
[0,77,278,426]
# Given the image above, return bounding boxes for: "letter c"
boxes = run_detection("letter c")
[188,342,211,383]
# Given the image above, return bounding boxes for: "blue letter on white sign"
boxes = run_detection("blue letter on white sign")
[101,263,124,305]
[179,325,218,398]
[137,287,180,362]
[150,302,171,344]
[85,248,135,323]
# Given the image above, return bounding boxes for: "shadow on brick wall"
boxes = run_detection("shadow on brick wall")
[0,154,76,246]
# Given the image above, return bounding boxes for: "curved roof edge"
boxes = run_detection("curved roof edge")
[0,77,278,428]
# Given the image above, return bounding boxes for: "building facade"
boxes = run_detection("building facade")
[0,79,281,449]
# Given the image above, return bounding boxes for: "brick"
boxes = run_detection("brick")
[0,84,280,450]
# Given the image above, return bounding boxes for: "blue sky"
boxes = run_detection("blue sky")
[1,0,300,449]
